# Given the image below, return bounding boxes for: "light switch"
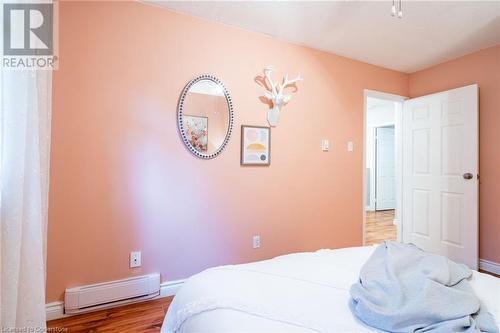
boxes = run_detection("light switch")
[347,141,354,152]
[321,139,330,152]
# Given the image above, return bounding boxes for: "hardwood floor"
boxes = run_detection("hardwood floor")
[480,270,500,278]
[365,209,397,245]
[47,297,173,333]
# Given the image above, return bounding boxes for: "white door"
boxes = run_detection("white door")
[402,84,478,269]
[376,126,396,210]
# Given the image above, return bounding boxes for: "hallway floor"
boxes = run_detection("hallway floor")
[365,210,397,245]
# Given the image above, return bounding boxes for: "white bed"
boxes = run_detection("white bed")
[162,246,500,333]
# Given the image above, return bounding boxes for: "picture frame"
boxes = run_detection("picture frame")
[182,115,208,153]
[241,125,271,166]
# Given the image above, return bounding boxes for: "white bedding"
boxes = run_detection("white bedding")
[162,246,500,333]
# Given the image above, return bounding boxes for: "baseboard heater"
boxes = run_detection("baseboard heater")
[65,273,160,314]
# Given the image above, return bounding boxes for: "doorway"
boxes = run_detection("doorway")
[363,91,405,246]
[363,85,478,269]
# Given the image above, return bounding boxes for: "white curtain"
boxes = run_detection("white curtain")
[0,67,52,329]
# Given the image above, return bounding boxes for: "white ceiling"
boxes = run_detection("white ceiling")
[144,1,500,73]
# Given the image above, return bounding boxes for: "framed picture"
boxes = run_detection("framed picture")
[241,125,271,166]
[182,115,208,153]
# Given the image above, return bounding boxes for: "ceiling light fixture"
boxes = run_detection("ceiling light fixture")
[391,0,403,18]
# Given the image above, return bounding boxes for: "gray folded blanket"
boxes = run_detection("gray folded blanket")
[350,241,498,333]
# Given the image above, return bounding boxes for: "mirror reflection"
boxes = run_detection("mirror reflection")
[180,79,230,156]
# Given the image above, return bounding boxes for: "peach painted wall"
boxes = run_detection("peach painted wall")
[46,1,408,302]
[409,45,500,264]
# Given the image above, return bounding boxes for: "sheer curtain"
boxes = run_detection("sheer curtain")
[0,67,52,329]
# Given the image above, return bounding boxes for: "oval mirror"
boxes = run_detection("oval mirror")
[178,74,234,159]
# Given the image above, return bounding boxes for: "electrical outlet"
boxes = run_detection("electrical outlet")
[130,251,141,268]
[252,235,261,249]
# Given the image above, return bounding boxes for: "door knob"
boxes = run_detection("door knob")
[463,173,473,180]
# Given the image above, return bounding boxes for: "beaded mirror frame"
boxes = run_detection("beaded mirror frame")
[177,74,234,159]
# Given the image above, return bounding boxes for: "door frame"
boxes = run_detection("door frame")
[363,90,408,245]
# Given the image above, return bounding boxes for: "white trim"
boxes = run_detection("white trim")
[46,279,186,321]
[159,279,186,298]
[479,259,500,275]
[362,89,407,245]
[364,89,408,102]
[394,100,403,242]
[46,301,65,321]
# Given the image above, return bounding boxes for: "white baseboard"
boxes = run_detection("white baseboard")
[46,278,185,321]
[159,279,185,298]
[46,301,65,321]
[479,259,500,275]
